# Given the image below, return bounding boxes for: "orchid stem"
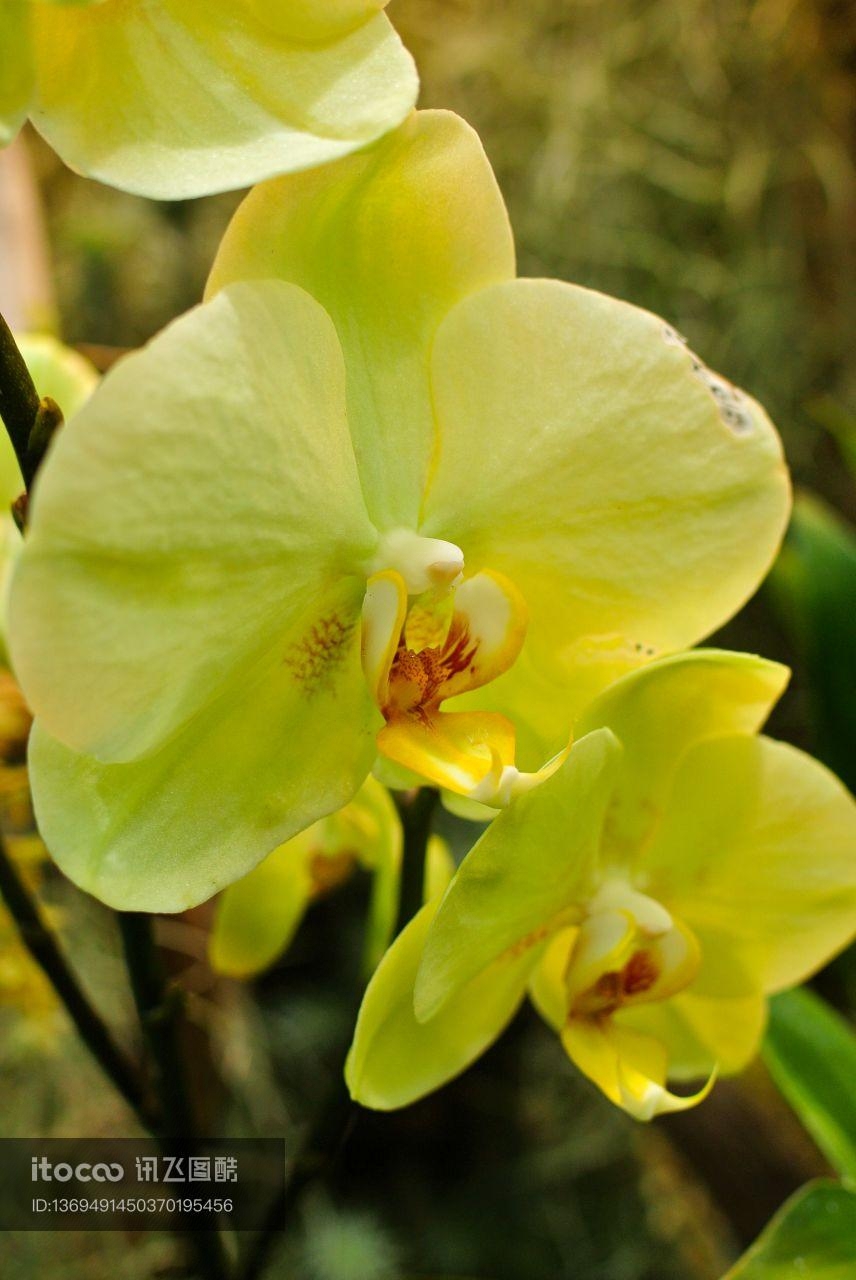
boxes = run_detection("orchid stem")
[240,790,441,1277]
[0,309,40,478]
[0,831,157,1131]
[119,912,231,1280]
[394,786,439,935]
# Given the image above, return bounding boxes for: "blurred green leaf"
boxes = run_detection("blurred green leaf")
[723,1180,856,1278]
[763,988,856,1186]
[808,398,856,481]
[769,495,856,791]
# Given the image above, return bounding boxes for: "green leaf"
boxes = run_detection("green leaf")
[724,1180,856,1279]
[769,495,856,792]
[763,988,856,1186]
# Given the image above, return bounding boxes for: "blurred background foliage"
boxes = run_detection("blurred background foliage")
[0,1,855,1277]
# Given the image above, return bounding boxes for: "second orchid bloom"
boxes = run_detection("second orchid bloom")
[347,651,856,1119]
[9,111,790,910]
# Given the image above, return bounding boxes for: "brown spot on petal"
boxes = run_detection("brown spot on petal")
[284,612,355,694]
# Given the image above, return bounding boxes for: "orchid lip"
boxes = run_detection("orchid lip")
[563,887,701,1020]
[360,560,528,797]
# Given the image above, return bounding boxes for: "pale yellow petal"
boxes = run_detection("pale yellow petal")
[27,580,379,911]
[10,282,377,762]
[424,280,790,751]
[208,110,515,527]
[346,897,534,1110]
[647,735,856,994]
[31,0,417,198]
[577,649,789,861]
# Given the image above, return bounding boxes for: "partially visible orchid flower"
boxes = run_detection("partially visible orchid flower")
[9,113,790,911]
[346,651,856,1118]
[0,0,417,198]
[209,777,401,978]
[0,332,96,1034]
[0,334,98,632]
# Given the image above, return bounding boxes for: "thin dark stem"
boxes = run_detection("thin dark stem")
[0,833,157,1131]
[0,306,63,507]
[118,913,197,1140]
[394,786,440,935]
[240,786,440,1280]
[119,912,231,1280]
[0,309,40,478]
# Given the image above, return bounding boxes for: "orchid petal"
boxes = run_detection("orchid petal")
[377,709,516,797]
[414,728,622,1021]
[647,735,856,994]
[209,775,399,976]
[208,110,515,527]
[0,1,32,146]
[10,281,377,762]
[424,280,790,752]
[30,0,417,198]
[209,833,316,978]
[616,989,767,1080]
[345,895,535,1111]
[16,332,99,421]
[577,649,789,861]
[561,1017,715,1120]
[27,581,378,911]
[0,333,97,526]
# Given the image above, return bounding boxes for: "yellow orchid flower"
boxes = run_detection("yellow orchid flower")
[209,776,401,978]
[346,651,856,1119]
[0,0,417,198]
[10,112,789,912]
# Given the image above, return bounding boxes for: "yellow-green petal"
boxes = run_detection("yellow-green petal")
[0,332,98,522]
[349,777,403,970]
[28,582,379,911]
[0,1,32,146]
[0,335,98,658]
[415,728,622,1022]
[10,281,378,761]
[208,110,516,529]
[30,0,418,199]
[648,735,856,994]
[424,280,790,754]
[15,332,98,423]
[423,835,455,904]
[346,896,536,1111]
[209,776,400,977]
[561,1017,715,1121]
[616,987,767,1080]
[209,832,316,978]
[577,649,789,861]
[242,0,386,43]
